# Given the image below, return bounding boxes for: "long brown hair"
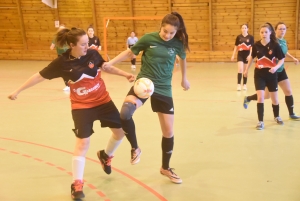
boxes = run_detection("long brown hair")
[161,12,190,52]
[261,23,277,43]
[56,27,86,48]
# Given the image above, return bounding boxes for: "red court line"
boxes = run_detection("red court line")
[2,148,109,200]
[96,191,106,197]
[0,137,168,201]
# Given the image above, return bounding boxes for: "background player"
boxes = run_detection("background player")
[231,24,254,91]
[243,22,299,120]
[87,25,101,51]
[243,23,285,130]
[50,24,70,91]
[126,31,138,70]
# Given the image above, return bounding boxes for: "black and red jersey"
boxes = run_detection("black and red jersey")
[235,34,254,51]
[251,40,285,69]
[39,49,111,109]
[88,36,100,48]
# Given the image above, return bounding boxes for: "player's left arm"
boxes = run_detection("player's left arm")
[286,52,299,65]
[178,57,190,91]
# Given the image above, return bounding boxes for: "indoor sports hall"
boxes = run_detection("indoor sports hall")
[1,1,300,201]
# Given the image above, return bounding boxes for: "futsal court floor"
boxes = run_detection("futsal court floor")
[1,60,300,201]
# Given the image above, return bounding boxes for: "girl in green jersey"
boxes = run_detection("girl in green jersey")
[103,12,190,184]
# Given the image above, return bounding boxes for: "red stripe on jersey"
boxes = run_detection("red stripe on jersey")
[255,56,277,68]
[69,70,111,109]
[237,43,251,51]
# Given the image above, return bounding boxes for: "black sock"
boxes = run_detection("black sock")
[162,136,174,170]
[247,94,258,101]
[237,73,242,84]
[257,103,264,121]
[285,95,294,115]
[243,76,247,85]
[121,118,138,149]
[132,58,136,65]
[272,104,279,118]
[131,59,134,65]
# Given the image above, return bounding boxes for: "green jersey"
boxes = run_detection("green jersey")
[277,38,287,72]
[131,32,186,97]
[52,38,69,56]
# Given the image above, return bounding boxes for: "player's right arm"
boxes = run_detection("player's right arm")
[231,46,237,61]
[8,73,46,100]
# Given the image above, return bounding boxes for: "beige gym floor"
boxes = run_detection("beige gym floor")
[1,60,300,201]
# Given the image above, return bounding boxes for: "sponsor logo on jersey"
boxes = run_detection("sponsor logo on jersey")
[247,39,249,43]
[88,61,94,69]
[75,83,100,95]
[169,108,174,112]
[268,50,273,55]
[167,48,175,56]
[150,45,157,48]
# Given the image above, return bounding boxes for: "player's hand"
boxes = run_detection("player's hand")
[293,58,299,65]
[126,74,135,82]
[102,62,112,70]
[181,79,190,91]
[269,67,277,74]
[243,69,248,77]
[231,56,234,61]
[246,55,251,61]
[8,91,19,100]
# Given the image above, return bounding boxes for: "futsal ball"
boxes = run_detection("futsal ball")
[133,78,154,99]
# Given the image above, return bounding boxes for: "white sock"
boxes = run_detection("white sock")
[72,156,85,182]
[105,136,122,156]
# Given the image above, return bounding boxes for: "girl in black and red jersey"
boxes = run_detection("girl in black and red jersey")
[8,27,135,200]
[244,23,285,130]
[231,24,254,91]
[87,25,101,51]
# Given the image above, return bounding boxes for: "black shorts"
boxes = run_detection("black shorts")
[277,68,288,82]
[71,101,121,139]
[127,86,174,114]
[237,51,250,64]
[254,68,278,92]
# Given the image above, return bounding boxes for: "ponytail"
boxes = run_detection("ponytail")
[56,27,86,48]
[263,22,277,43]
[161,12,190,52]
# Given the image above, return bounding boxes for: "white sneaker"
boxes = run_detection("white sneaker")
[274,116,284,125]
[237,84,241,91]
[131,65,136,70]
[63,86,70,91]
[243,84,247,90]
[256,121,264,130]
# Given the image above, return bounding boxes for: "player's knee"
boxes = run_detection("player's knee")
[120,102,136,120]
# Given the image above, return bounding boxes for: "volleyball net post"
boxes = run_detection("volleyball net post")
[102,16,163,61]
